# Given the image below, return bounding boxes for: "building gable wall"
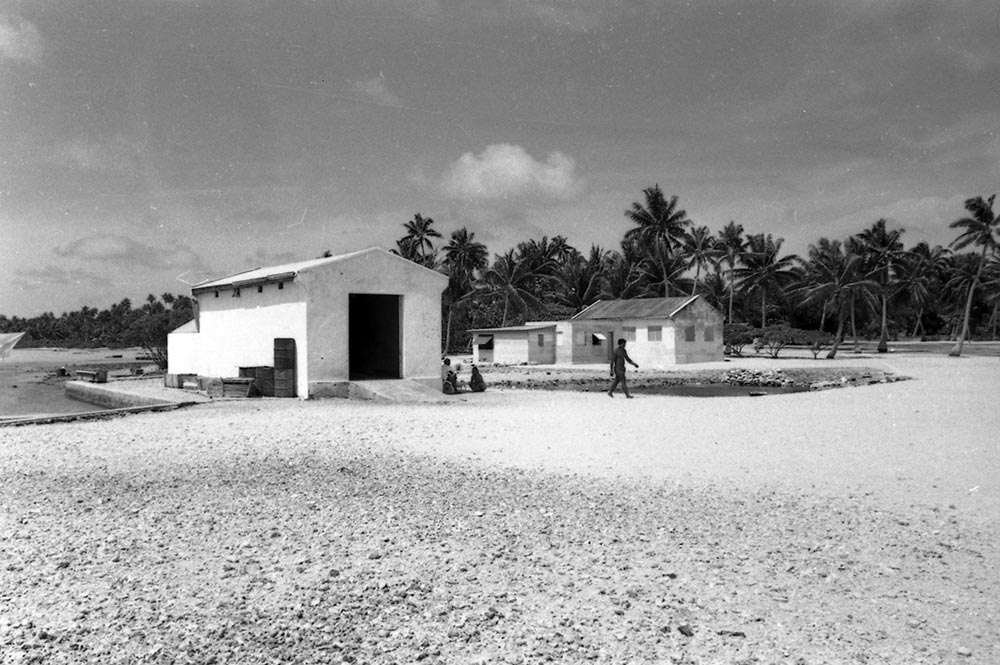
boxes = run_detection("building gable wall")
[168,248,446,396]
[670,298,725,363]
[301,250,445,385]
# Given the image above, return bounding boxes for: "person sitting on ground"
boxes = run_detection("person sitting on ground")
[441,357,461,393]
[469,365,486,392]
[441,358,455,393]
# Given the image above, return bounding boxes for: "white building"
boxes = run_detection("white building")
[470,296,724,368]
[168,247,448,398]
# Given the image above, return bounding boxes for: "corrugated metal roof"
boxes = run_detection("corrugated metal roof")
[192,246,446,293]
[572,296,698,320]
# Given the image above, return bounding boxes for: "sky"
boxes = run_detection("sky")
[1,0,999,317]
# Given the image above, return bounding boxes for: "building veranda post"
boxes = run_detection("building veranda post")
[470,296,724,368]
[167,247,448,398]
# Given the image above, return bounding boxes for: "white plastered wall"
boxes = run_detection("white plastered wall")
[622,318,678,368]
[670,299,725,363]
[169,282,309,395]
[490,331,531,364]
[300,250,447,386]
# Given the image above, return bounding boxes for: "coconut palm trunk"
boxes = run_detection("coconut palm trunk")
[849,292,859,349]
[949,246,987,356]
[950,280,978,355]
[877,294,889,353]
[444,305,454,354]
[911,308,925,338]
[826,307,847,359]
[727,270,735,323]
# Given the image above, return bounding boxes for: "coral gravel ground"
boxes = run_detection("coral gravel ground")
[1,353,998,664]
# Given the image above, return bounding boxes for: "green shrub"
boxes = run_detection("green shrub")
[724,323,755,356]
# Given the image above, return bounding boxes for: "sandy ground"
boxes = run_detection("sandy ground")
[432,353,1000,525]
[76,350,998,524]
[1,351,998,663]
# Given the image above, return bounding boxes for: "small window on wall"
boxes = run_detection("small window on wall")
[232,288,241,298]
[648,326,662,342]
[537,334,545,347]
[623,326,636,342]
[214,291,219,298]
[257,284,264,293]
[591,332,606,346]
[574,331,586,346]
[704,326,715,342]
[278,282,284,290]
[684,325,696,342]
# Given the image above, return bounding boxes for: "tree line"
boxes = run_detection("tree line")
[0,294,194,367]
[393,187,999,357]
[3,187,997,360]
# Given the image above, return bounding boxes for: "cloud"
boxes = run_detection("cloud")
[441,144,581,202]
[351,76,400,107]
[54,234,207,271]
[17,265,111,293]
[523,0,606,33]
[244,248,301,268]
[830,195,967,246]
[0,14,42,63]
[46,136,139,173]
[349,0,610,32]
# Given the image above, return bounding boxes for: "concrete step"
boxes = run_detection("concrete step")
[348,379,449,403]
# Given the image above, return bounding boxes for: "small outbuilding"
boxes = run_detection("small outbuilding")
[168,247,448,397]
[469,323,558,365]
[470,296,724,368]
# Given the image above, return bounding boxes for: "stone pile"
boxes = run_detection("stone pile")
[721,368,795,387]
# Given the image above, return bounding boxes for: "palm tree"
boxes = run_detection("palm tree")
[624,185,692,293]
[516,236,565,282]
[601,238,651,300]
[399,213,442,267]
[549,245,608,311]
[548,235,576,266]
[698,271,729,315]
[715,221,747,323]
[680,225,721,296]
[893,242,950,338]
[794,249,877,358]
[642,236,695,297]
[734,233,801,327]
[981,257,1000,339]
[441,227,489,352]
[948,194,999,356]
[805,238,844,332]
[480,250,548,326]
[857,219,905,353]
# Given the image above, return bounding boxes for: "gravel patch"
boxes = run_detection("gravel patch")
[2,383,997,664]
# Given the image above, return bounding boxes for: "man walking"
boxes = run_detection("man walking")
[608,338,639,398]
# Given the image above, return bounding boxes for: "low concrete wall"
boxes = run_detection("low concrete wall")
[309,381,351,399]
[65,381,174,409]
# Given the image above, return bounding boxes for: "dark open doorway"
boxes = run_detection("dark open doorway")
[348,294,401,380]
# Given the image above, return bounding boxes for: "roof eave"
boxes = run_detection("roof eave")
[192,271,296,295]
[669,295,700,317]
